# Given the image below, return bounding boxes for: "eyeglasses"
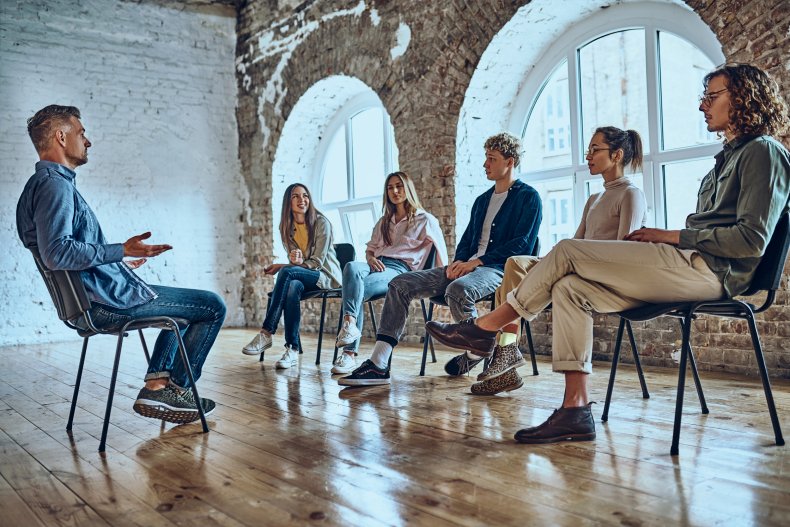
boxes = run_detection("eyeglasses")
[698,88,728,105]
[585,147,610,157]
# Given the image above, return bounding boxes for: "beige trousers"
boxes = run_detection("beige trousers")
[505,239,725,374]
[494,255,541,307]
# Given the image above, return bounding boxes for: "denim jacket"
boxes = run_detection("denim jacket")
[454,179,543,270]
[16,161,156,309]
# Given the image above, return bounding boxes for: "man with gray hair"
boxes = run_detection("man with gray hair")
[339,132,542,386]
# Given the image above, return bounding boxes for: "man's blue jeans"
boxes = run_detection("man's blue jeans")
[87,285,226,389]
[340,257,411,352]
[262,266,321,350]
[376,265,504,346]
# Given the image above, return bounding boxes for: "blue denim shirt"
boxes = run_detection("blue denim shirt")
[16,161,156,309]
[454,179,543,270]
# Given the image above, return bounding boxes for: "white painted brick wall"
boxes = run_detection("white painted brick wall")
[0,0,244,345]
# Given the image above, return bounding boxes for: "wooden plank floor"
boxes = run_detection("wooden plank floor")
[1,328,789,527]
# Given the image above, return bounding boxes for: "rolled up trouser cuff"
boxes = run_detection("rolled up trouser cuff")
[552,360,593,374]
[506,290,540,322]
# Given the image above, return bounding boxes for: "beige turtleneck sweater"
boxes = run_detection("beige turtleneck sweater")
[574,177,647,240]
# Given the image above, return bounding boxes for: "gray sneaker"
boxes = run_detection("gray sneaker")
[243,332,273,355]
[133,384,215,424]
[477,343,526,382]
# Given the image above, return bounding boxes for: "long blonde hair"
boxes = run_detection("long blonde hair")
[279,183,322,251]
[380,172,423,246]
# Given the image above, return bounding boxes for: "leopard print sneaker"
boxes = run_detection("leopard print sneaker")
[470,367,524,395]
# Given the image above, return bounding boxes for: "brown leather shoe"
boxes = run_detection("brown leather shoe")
[425,319,497,357]
[514,403,596,444]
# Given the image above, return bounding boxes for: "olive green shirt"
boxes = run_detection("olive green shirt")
[679,135,790,297]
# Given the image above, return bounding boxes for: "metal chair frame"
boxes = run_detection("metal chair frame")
[31,250,208,452]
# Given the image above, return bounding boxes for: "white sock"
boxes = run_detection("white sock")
[369,341,393,369]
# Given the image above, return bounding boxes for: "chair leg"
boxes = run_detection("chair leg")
[99,333,126,453]
[624,320,649,399]
[746,313,784,446]
[419,299,431,376]
[331,309,343,365]
[172,322,208,434]
[428,302,437,363]
[316,296,327,365]
[67,337,90,431]
[522,318,539,376]
[602,318,626,423]
[671,314,694,456]
[138,330,151,363]
[369,301,378,335]
[676,319,707,414]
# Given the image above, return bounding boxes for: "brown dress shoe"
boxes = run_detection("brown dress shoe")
[425,319,497,357]
[471,368,523,395]
[477,343,526,381]
[514,403,596,444]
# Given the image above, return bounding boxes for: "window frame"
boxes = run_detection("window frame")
[508,3,725,245]
[313,92,398,253]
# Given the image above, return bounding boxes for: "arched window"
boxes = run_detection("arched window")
[316,94,399,257]
[514,3,724,254]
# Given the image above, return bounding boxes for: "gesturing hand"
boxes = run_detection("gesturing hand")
[123,232,172,258]
[264,263,287,275]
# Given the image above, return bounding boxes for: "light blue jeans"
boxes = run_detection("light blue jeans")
[341,257,411,352]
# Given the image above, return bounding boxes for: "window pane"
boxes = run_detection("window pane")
[579,30,650,154]
[522,60,572,171]
[658,32,717,150]
[530,176,575,255]
[342,206,378,259]
[321,128,349,204]
[322,208,346,243]
[351,108,386,199]
[663,158,714,230]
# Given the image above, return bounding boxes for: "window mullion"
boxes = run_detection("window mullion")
[345,120,354,200]
[568,48,586,223]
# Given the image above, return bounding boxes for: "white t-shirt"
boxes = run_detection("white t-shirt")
[474,190,508,259]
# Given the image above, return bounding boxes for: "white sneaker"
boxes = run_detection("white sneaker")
[242,332,272,355]
[275,347,299,369]
[336,320,362,347]
[331,352,357,374]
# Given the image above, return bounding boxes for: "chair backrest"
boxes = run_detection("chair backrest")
[334,243,356,270]
[29,248,92,324]
[422,244,438,270]
[742,211,790,296]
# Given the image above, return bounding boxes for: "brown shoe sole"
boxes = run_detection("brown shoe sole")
[514,432,596,444]
[425,325,494,357]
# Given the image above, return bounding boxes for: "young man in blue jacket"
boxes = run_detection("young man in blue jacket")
[339,132,542,386]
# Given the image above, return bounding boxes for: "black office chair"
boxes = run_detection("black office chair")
[602,212,789,455]
[261,243,355,365]
[29,249,209,452]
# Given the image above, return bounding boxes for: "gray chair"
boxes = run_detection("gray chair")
[30,249,209,452]
[602,212,789,455]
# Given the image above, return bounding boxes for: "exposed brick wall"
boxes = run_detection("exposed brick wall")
[236,0,790,376]
[0,0,244,345]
